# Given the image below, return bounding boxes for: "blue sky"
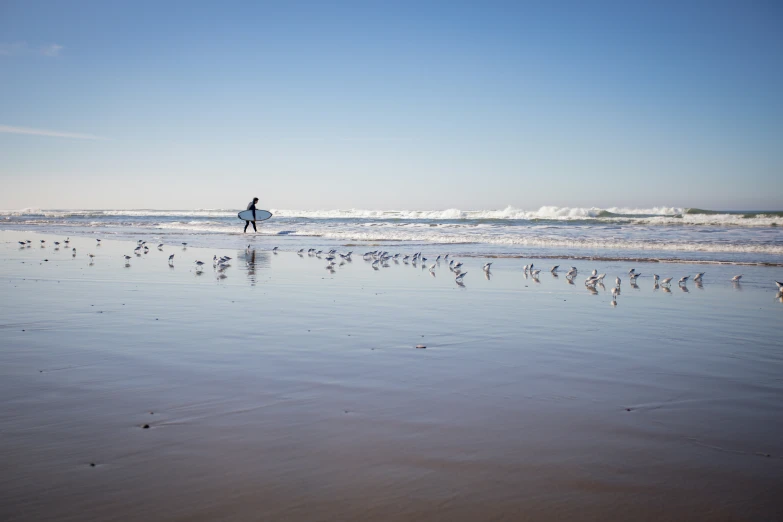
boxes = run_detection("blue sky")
[1,1,781,210]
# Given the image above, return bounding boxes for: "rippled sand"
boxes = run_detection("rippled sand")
[1,231,781,521]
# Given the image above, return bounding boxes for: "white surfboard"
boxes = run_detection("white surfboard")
[237,209,273,222]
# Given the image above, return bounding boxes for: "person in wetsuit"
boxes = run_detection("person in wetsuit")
[244,197,260,233]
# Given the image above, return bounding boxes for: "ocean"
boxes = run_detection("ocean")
[2,206,782,266]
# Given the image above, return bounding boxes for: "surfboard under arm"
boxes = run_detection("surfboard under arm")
[237,209,273,222]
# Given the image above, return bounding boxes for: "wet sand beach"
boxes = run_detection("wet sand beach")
[1,230,782,521]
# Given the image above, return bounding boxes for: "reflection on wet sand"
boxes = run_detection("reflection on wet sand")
[240,249,271,286]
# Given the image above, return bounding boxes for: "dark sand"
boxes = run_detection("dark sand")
[1,231,782,521]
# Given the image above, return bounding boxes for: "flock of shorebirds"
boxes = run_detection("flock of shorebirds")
[293,248,782,303]
[18,240,783,301]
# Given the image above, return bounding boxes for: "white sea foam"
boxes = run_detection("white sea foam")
[140,221,783,256]
[311,230,783,255]
[268,206,685,220]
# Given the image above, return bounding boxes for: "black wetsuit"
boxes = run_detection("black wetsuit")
[244,200,258,232]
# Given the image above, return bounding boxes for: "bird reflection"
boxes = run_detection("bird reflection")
[680,285,689,293]
[662,286,671,293]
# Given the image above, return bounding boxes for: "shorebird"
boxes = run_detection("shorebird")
[18,241,25,246]
[483,263,492,272]
[611,286,619,298]
[596,273,606,282]
[678,276,689,285]
[455,272,467,283]
[429,263,436,272]
[272,247,279,252]
[195,261,205,270]
[531,269,541,277]
[40,240,46,245]
[550,265,559,273]
[694,272,705,282]
[731,275,743,282]
[96,239,101,243]
[87,253,95,260]
[64,238,69,244]
[776,281,783,290]
[591,269,597,276]
[168,254,175,264]
[123,255,131,263]
[628,268,636,275]
[158,243,164,249]
[615,276,621,287]
[661,277,673,286]
[653,274,660,283]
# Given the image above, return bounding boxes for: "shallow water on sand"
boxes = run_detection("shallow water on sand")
[1,231,782,521]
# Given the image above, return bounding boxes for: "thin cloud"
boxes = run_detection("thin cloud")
[0,124,107,141]
[40,44,63,57]
[0,42,64,57]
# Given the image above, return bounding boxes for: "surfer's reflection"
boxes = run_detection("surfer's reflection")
[242,248,271,286]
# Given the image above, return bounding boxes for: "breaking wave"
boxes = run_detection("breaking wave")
[3,206,781,226]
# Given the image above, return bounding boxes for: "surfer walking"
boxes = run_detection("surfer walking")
[244,197,260,233]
